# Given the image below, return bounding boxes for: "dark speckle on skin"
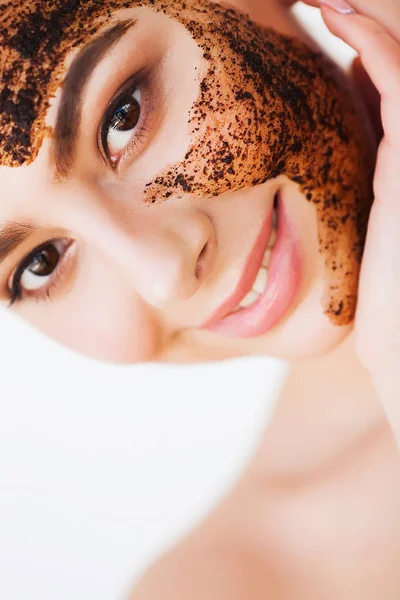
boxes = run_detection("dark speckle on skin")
[0,0,374,325]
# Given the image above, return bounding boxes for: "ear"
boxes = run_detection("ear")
[350,56,383,143]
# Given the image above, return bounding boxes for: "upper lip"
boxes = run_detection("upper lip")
[200,197,276,329]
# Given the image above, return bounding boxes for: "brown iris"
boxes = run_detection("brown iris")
[109,99,140,132]
[101,79,142,160]
[28,245,60,277]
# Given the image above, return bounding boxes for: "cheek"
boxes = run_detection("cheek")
[144,46,286,203]
[49,307,156,363]
[63,317,155,363]
[144,3,374,328]
[19,272,159,364]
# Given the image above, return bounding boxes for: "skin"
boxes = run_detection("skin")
[130,3,400,597]
[0,0,375,363]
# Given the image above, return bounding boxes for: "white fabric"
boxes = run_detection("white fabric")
[0,310,287,599]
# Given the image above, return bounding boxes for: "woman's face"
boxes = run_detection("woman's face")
[0,0,374,363]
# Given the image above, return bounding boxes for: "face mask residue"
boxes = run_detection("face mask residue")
[0,0,374,325]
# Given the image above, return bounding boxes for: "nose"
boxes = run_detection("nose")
[86,203,216,308]
[133,211,215,306]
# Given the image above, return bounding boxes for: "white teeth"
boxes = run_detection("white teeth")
[231,208,278,314]
[268,228,277,248]
[231,305,242,313]
[262,248,272,268]
[239,289,260,308]
[253,266,268,294]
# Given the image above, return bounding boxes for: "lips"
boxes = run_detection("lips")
[201,191,302,338]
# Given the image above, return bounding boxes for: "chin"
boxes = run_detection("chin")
[253,282,355,361]
[165,308,354,364]
[258,319,354,362]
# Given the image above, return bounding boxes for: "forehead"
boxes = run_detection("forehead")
[0,0,191,169]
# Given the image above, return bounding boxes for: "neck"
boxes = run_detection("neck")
[251,333,388,479]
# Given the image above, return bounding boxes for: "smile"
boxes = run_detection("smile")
[201,190,302,338]
[232,209,277,312]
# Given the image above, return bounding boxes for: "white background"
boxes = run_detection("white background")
[0,6,355,599]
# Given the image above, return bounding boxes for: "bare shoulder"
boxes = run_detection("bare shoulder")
[129,482,283,600]
[130,534,278,600]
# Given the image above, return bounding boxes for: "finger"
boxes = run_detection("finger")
[340,0,400,45]
[355,139,400,444]
[309,1,400,45]
[356,142,400,331]
[320,9,400,111]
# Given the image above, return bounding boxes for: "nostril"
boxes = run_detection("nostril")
[195,242,208,280]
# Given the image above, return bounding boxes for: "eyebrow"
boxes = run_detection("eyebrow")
[52,19,136,179]
[0,222,38,266]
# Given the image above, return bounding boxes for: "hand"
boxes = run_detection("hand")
[284,1,400,445]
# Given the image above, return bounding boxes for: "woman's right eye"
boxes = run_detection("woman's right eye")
[100,80,143,165]
[19,244,60,290]
[8,239,72,305]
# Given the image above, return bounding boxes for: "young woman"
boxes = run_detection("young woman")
[1,0,400,596]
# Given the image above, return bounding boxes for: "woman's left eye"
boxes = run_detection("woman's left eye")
[100,82,142,164]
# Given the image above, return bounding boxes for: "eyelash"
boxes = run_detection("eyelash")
[7,76,154,307]
[99,72,152,168]
[8,240,75,307]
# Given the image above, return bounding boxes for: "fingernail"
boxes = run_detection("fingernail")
[320,0,355,14]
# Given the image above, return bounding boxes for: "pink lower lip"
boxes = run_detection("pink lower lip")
[202,194,302,338]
